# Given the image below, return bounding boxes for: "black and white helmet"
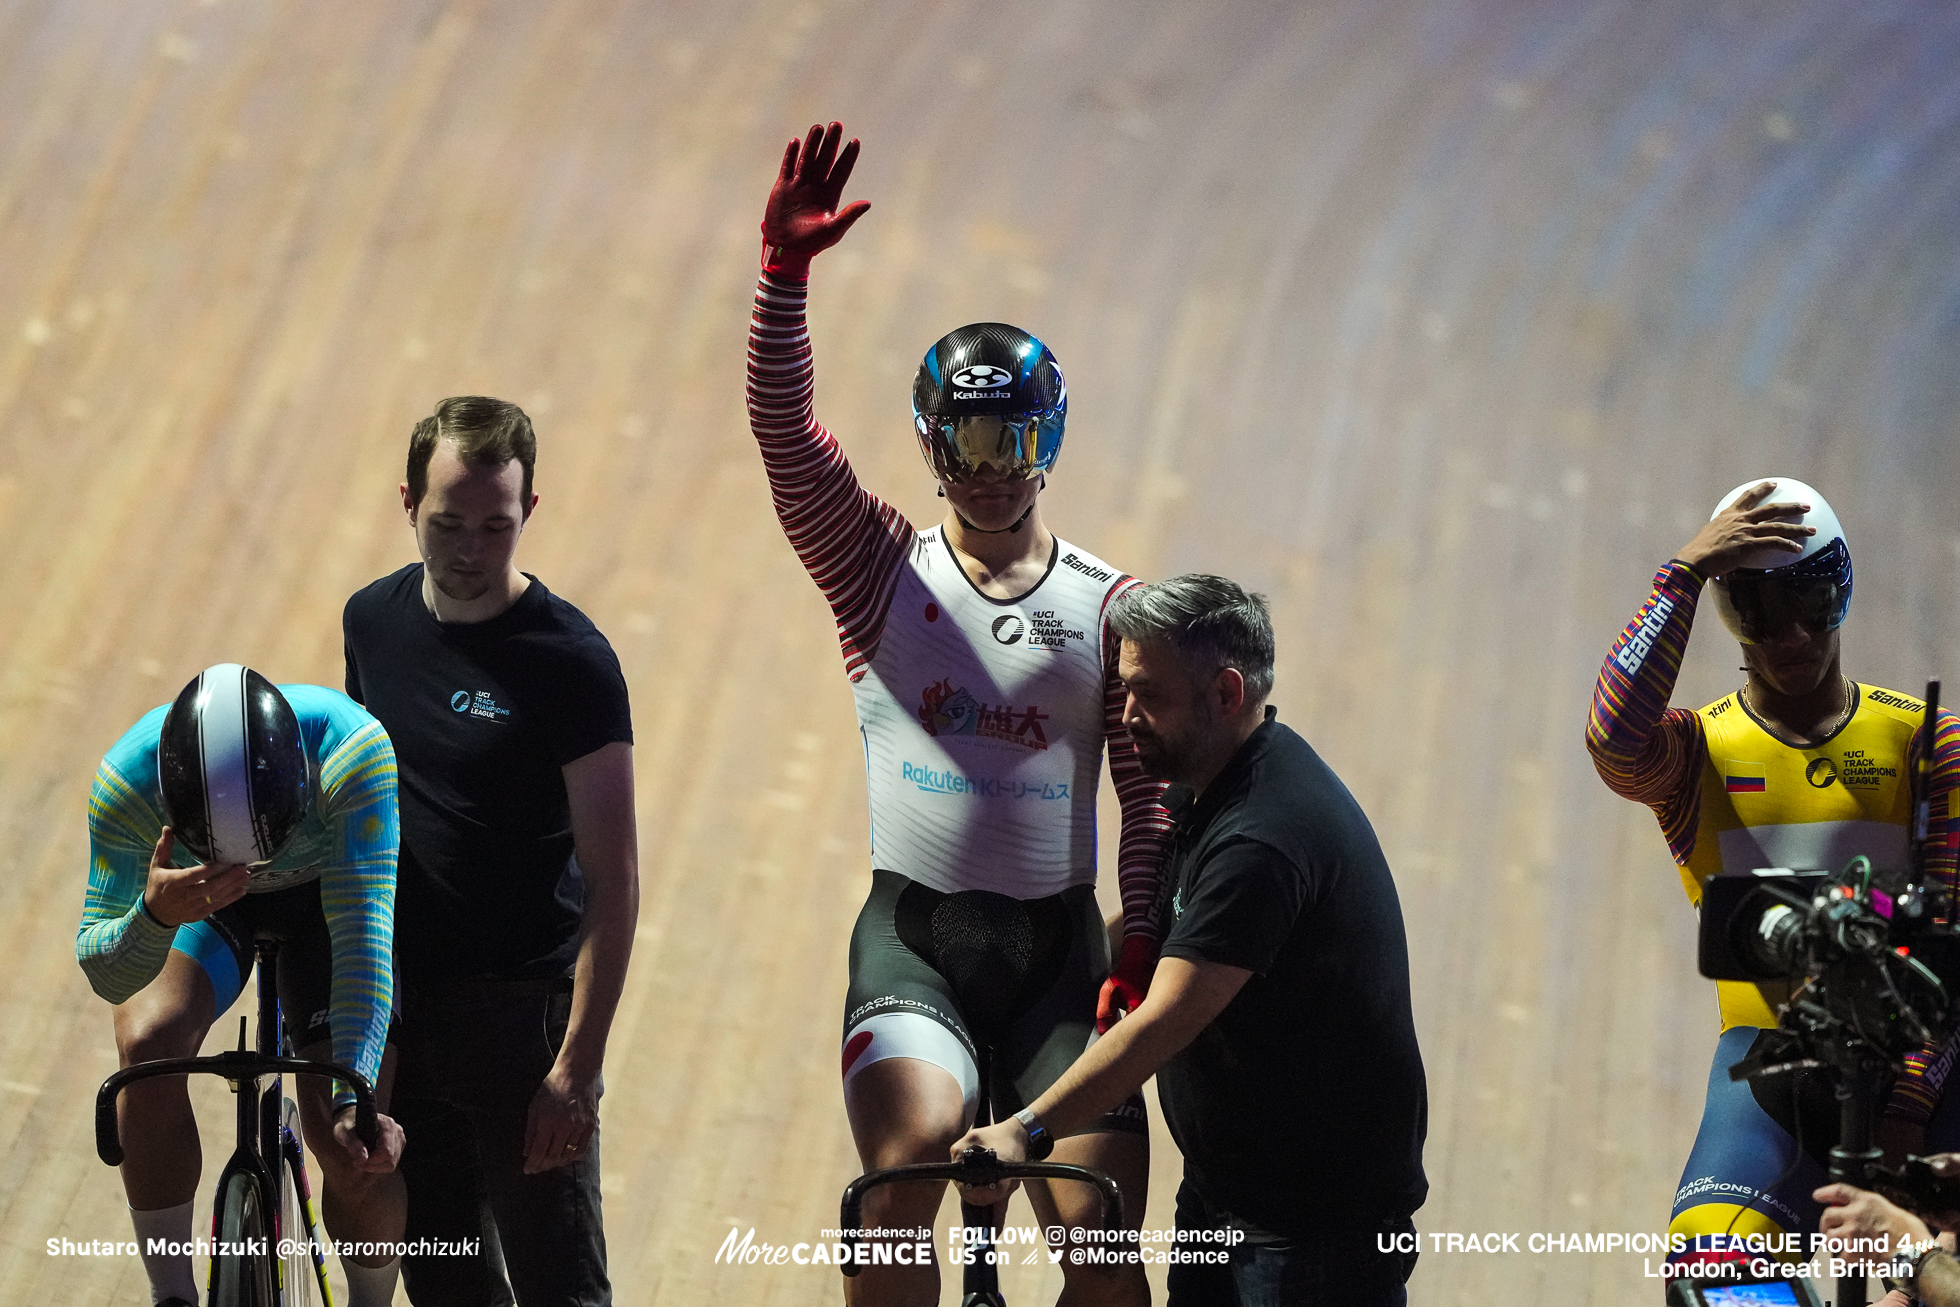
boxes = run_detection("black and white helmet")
[911,323,1066,483]
[157,664,309,868]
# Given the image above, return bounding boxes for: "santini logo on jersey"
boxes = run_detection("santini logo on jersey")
[917,680,1050,749]
[1614,595,1675,675]
[1060,552,1114,583]
[1867,688,1925,713]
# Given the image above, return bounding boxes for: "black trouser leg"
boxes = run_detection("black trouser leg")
[396,1092,513,1307]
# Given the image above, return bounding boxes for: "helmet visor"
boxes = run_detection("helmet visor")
[1709,536,1852,644]
[1712,574,1846,644]
[915,414,1045,484]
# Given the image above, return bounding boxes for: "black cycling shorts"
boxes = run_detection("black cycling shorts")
[842,869,1146,1137]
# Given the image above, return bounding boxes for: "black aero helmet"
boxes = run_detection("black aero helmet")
[1706,477,1853,644]
[158,664,309,868]
[911,323,1066,483]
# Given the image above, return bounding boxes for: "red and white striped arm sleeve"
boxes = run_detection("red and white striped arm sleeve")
[1585,560,1710,865]
[1101,581,1173,944]
[746,267,914,674]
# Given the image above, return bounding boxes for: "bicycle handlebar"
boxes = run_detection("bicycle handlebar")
[96,1051,380,1166]
[837,1146,1124,1278]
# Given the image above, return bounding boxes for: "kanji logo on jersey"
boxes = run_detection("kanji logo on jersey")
[917,680,1049,749]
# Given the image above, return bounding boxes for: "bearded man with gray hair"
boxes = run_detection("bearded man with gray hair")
[954,574,1428,1306]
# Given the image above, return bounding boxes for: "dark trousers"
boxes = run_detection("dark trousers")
[1166,1179,1417,1307]
[394,979,610,1307]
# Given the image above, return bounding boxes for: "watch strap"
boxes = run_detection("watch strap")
[1014,1107,1054,1160]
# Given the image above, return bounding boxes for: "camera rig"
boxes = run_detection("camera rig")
[1695,682,1953,1307]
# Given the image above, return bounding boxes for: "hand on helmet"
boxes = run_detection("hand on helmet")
[1677,480,1814,579]
[1097,935,1160,1032]
[761,121,871,267]
[142,827,250,927]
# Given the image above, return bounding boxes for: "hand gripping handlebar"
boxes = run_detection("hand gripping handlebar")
[837,1145,1123,1278]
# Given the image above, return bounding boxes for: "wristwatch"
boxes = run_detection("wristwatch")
[1014,1107,1055,1160]
[1905,1242,1946,1299]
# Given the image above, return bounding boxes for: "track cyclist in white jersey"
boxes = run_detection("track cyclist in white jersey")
[746,122,1172,1306]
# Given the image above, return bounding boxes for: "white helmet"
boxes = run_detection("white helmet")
[1706,477,1853,644]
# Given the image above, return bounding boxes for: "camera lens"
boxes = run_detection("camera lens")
[1731,893,1805,979]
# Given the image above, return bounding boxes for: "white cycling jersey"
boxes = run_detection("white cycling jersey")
[853,527,1132,899]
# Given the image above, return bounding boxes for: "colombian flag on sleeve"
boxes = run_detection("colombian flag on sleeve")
[1725,763,1767,794]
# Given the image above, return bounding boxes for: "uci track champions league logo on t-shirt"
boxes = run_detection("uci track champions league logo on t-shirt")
[451,689,512,723]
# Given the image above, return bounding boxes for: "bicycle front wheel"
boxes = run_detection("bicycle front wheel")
[278,1097,327,1306]
[208,1162,278,1307]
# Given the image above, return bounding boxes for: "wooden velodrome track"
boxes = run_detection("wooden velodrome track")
[2,1,1957,1302]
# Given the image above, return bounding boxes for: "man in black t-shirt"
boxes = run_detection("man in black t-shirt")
[343,396,637,1307]
[956,575,1427,1306]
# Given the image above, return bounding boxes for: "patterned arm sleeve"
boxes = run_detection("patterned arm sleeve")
[1585,560,1711,864]
[1885,706,1960,1124]
[76,758,176,1003]
[1102,589,1173,944]
[746,267,915,673]
[315,720,399,1108]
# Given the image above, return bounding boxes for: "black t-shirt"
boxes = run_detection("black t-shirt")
[1155,710,1428,1234]
[343,565,632,983]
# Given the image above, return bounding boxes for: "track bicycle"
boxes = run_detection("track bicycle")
[839,1049,1125,1307]
[96,938,380,1307]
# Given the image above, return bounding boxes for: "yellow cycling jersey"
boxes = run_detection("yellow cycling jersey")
[1683,682,1923,1030]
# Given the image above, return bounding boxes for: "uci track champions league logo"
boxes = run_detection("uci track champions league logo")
[451,689,511,722]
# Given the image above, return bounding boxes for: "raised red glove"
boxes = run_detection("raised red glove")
[1097,935,1159,1033]
[760,121,870,275]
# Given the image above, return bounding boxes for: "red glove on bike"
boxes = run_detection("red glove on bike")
[1097,935,1159,1033]
[760,121,870,276]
